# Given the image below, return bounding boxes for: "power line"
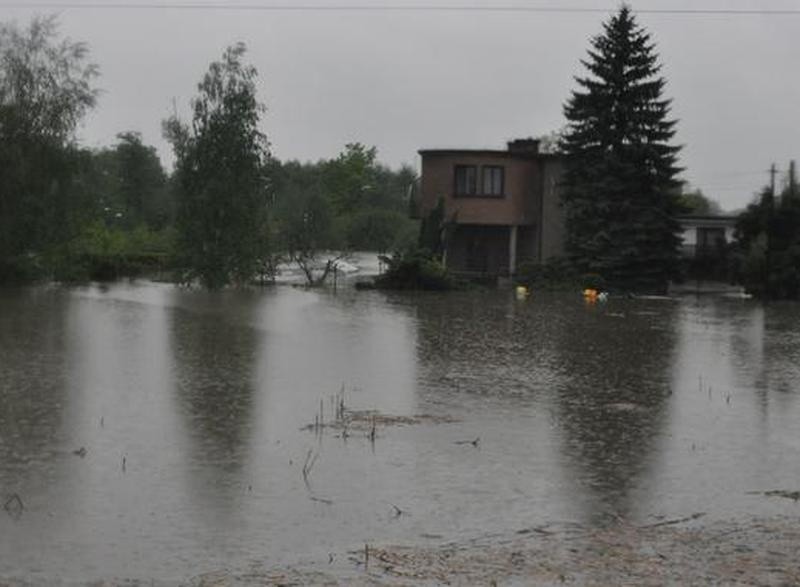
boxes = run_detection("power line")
[702,170,777,180]
[2,2,800,15]
[698,187,764,192]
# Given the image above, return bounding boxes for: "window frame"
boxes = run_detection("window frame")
[453,164,506,198]
[481,165,505,198]
[696,226,726,251]
[453,165,478,197]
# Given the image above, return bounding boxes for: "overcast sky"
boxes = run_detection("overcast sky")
[2,0,799,210]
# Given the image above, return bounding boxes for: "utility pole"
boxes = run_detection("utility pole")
[769,163,778,199]
[764,163,777,298]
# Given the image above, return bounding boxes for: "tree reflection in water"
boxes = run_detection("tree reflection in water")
[169,289,262,509]
[550,299,678,525]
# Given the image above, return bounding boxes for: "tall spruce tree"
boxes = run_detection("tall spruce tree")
[560,5,683,292]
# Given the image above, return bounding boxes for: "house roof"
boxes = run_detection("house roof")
[677,214,737,227]
[419,148,517,156]
[418,148,562,160]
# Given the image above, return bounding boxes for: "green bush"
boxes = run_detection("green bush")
[516,257,580,290]
[369,248,456,290]
[41,222,176,282]
[345,208,418,252]
[0,255,42,283]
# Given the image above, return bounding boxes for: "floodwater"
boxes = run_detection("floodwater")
[1,271,799,584]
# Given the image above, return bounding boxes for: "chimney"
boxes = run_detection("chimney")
[507,138,540,155]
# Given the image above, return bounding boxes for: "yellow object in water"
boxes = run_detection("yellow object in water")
[515,285,529,300]
[583,288,598,301]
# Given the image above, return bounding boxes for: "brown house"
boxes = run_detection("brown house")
[414,138,565,277]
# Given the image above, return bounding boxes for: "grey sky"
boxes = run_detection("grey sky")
[3,0,799,210]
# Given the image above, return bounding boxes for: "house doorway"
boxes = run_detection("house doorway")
[465,234,489,273]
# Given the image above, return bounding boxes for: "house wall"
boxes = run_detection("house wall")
[417,147,736,273]
[680,225,735,246]
[517,225,538,266]
[447,225,511,275]
[419,153,540,227]
[417,147,566,275]
[539,158,566,260]
[678,217,736,257]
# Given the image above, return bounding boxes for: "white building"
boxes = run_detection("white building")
[677,214,737,257]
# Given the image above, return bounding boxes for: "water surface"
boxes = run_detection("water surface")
[1,281,799,583]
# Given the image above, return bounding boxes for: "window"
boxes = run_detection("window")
[454,165,477,196]
[454,164,505,197]
[482,166,504,197]
[697,227,725,253]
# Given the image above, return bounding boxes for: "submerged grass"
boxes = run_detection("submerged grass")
[301,388,459,439]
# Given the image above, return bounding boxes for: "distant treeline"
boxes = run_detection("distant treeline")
[733,163,800,299]
[2,136,416,284]
[0,17,417,286]
[4,14,799,298]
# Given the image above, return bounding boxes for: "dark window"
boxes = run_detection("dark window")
[454,165,477,196]
[482,166,504,196]
[697,227,725,250]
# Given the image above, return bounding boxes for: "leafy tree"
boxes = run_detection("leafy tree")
[114,132,171,228]
[734,168,800,298]
[536,129,566,155]
[323,143,378,215]
[346,209,412,252]
[84,132,172,230]
[269,148,418,284]
[85,146,123,221]
[678,187,722,215]
[559,5,683,292]
[0,16,98,281]
[164,43,271,288]
[275,169,341,285]
[418,196,446,258]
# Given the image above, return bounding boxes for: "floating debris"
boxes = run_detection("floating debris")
[750,490,800,501]
[303,409,458,434]
[302,449,319,488]
[72,446,87,458]
[641,512,706,529]
[3,493,24,519]
[310,496,333,506]
[454,437,480,447]
[605,402,646,413]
